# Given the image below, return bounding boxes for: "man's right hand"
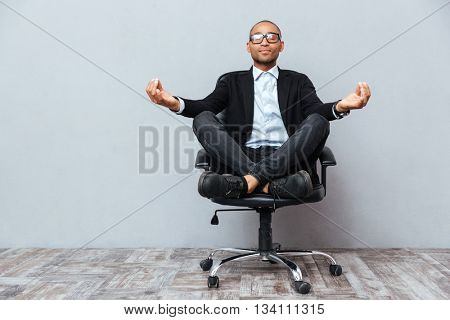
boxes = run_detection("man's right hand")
[146,79,180,112]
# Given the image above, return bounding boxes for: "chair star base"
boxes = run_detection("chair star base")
[200,208,342,295]
[200,248,342,294]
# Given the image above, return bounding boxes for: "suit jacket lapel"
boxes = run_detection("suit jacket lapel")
[243,66,254,126]
[277,66,290,127]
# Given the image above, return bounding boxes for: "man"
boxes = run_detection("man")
[147,20,371,200]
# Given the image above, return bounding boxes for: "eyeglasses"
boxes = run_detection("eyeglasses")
[249,32,281,44]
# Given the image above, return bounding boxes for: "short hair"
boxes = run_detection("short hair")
[249,20,282,39]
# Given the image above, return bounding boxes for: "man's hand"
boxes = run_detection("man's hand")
[336,82,371,112]
[146,78,180,112]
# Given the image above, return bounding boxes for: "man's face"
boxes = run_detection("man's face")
[246,22,284,66]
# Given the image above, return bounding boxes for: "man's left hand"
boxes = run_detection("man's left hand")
[336,82,371,112]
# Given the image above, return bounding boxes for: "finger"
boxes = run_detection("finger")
[362,82,370,104]
[355,82,361,95]
[360,88,368,106]
[147,80,157,102]
[360,83,366,97]
[148,90,156,103]
[362,82,369,93]
[149,79,158,97]
[151,78,159,95]
[156,79,163,91]
[364,82,371,97]
[146,79,154,95]
[361,91,369,106]
[150,79,156,95]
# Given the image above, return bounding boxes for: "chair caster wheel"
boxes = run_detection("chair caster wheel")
[294,281,311,294]
[200,258,213,271]
[207,276,219,288]
[329,264,343,276]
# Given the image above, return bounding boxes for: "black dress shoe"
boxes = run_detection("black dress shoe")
[268,170,313,199]
[198,172,247,199]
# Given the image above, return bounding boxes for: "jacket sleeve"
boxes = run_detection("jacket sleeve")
[177,75,229,118]
[300,76,339,121]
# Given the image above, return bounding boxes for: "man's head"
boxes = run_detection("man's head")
[247,20,284,69]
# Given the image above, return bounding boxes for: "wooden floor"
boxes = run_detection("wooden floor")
[0,248,448,299]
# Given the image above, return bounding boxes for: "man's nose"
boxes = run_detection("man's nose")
[260,37,270,46]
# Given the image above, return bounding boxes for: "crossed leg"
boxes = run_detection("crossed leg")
[192,111,330,194]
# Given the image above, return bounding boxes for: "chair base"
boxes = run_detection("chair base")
[200,207,342,294]
[200,247,342,294]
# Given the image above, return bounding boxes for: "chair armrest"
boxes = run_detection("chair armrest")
[195,149,211,170]
[318,146,337,195]
[319,146,337,167]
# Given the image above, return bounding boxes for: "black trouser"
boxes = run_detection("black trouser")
[192,111,330,186]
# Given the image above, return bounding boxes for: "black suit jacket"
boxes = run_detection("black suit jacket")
[179,66,338,146]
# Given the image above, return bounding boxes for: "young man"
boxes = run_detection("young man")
[147,20,371,199]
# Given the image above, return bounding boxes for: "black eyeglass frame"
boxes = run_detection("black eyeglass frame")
[249,32,281,44]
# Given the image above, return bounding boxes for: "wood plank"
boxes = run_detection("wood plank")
[337,252,394,299]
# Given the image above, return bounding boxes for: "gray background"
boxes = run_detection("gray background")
[1,0,449,248]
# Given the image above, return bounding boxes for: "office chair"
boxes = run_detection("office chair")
[195,146,343,294]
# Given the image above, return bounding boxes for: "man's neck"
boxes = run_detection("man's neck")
[253,61,277,72]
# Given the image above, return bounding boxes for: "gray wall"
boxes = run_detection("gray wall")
[1,0,449,248]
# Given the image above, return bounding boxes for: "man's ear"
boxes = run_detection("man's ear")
[279,41,285,53]
[246,42,250,53]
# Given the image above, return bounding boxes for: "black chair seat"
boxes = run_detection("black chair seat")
[211,184,325,208]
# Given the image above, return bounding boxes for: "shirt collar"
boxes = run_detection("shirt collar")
[252,65,279,81]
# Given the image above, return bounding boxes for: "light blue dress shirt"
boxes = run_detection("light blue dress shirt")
[245,65,289,148]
